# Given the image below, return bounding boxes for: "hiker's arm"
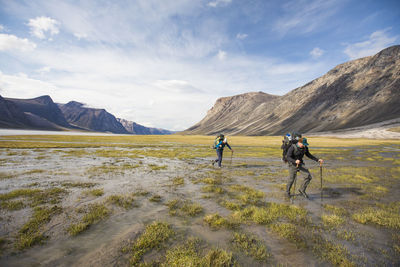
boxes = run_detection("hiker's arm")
[286,146,296,164]
[305,147,319,162]
[226,143,232,151]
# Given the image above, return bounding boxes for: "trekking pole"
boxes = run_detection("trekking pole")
[320,161,323,200]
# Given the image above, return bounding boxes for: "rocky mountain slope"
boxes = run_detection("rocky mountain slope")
[184,45,400,136]
[57,101,129,134]
[0,96,172,134]
[117,118,174,135]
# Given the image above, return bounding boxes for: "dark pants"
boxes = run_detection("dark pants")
[286,164,312,194]
[214,149,224,167]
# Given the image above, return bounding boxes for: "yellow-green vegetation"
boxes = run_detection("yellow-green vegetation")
[62,182,97,188]
[201,184,225,194]
[323,204,348,216]
[352,202,400,229]
[149,194,162,202]
[16,206,61,250]
[171,177,184,186]
[269,222,305,247]
[203,213,238,230]
[0,200,25,211]
[84,188,104,197]
[0,187,66,207]
[167,199,203,217]
[336,230,356,241]
[148,164,168,171]
[106,194,135,209]
[130,221,174,266]
[312,234,355,267]
[68,203,110,236]
[232,203,307,225]
[232,232,270,261]
[229,184,265,205]
[162,238,234,267]
[322,214,345,229]
[218,199,242,211]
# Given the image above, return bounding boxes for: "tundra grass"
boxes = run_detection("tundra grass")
[321,214,346,229]
[130,221,174,266]
[68,203,110,236]
[62,182,97,188]
[16,206,62,250]
[352,202,400,229]
[269,222,305,248]
[84,188,104,197]
[0,200,25,211]
[0,187,66,207]
[161,238,234,267]
[167,199,203,217]
[106,194,135,209]
[203,213,238,230]
[232,232,270,261]
[171,177,184,186]
[149,194,162,202]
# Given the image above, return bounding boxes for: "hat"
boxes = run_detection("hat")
[301,137,309,146]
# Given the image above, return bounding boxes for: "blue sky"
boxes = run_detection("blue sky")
[0,0,399,131]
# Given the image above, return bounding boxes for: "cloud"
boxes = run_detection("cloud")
[217,50,227,60]
[236,33,248,40]
[273,0,343,36]
[27,16,60,39]
[310,47,324,58]
[0,25,4,32]
[208,0,232,8]
[0,33,36,52]
[344,30,398,60]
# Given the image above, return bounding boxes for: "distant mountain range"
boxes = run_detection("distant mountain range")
[183,45,400,135]
[0,96,173,135]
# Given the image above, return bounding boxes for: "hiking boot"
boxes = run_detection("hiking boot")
[298,189,309,199]
[212,160,215,166]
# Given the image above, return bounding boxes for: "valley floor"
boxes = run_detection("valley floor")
[0,135,399,266]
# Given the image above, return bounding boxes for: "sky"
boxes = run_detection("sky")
[0,0,399,131]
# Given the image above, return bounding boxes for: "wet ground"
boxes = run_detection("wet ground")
[0,135,399,266]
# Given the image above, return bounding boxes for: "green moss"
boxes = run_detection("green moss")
[16,206,61,250]
[130,221,174,265]
[68,203,110,236]
[0,200,25,211]
[232,232,270,261]
[180,201,203,216]
[229,185,265,205]
[269,223,305,247]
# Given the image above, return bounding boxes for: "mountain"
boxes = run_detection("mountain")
[5,95,71,128]
[58,101,129,134]
[117,118,174,135]
[183,45,400,136]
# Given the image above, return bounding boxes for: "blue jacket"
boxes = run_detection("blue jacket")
[216,140,232,150]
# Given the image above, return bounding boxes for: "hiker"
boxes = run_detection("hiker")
[286,137,323,199]
[212,134,234,168]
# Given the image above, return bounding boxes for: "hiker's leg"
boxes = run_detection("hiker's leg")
[286,164,297,194]
[299,165,312,192]
[217,149,223,167]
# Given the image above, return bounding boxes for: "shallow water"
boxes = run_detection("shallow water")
[0,137,399,266]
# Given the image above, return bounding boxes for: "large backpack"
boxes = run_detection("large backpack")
[213,134,224,149]
[281,132,301,162]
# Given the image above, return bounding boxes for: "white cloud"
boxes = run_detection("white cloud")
[236,33,248,40]
[0,33,36,52]
[310,47,324,58]
[0,25,4,32]
[344,30,398,60]
[27,16,60,39]
[208,0,232,8]
[274,0,343,36]
[217,50,227,60]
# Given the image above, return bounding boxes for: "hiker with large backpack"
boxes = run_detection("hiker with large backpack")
[284,135,323,199]
[212,134,234,168]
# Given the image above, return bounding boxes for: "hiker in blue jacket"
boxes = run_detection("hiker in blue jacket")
[212,134,234,168]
